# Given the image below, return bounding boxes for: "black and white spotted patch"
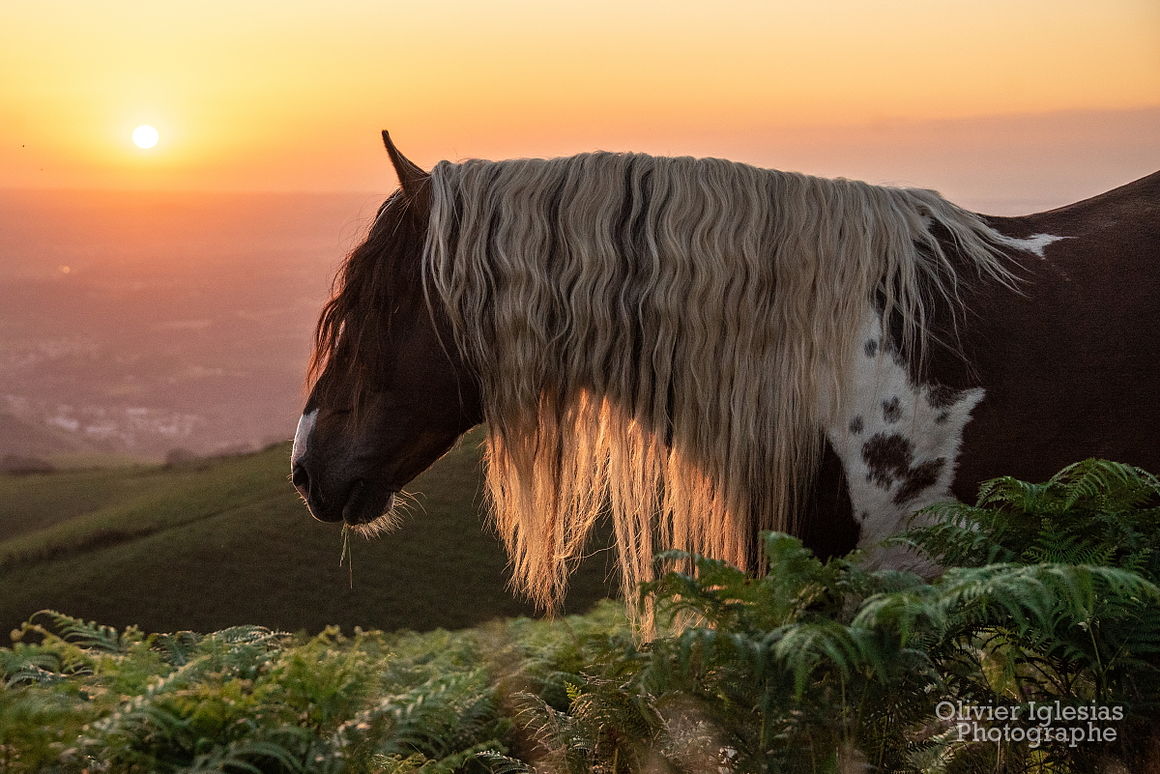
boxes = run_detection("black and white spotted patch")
[824,312,984,573]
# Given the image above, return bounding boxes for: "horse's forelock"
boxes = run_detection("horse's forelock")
[308,191,427,407]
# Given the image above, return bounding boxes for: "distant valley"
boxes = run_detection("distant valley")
[0,189,382,460]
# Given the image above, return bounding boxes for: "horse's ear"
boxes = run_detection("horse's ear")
[382,131,429,201]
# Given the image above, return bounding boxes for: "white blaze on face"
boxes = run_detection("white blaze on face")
[291,409,318,467]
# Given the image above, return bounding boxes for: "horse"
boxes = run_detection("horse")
[292,131,1160,614]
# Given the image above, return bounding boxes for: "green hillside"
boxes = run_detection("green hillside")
[0,433,615,640]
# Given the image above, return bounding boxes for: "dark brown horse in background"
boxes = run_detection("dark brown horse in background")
[292,131,1159,608]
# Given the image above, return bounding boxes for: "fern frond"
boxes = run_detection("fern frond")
[1053,458,1160,511]
[475,749,538,773]
[176,729,311,774]
[26,609,129,653]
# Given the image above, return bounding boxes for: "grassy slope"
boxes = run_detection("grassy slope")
[0,434,615,639]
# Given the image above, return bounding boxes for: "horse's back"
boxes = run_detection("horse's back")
[1001,169,1160,250]
[946,172,1160,498]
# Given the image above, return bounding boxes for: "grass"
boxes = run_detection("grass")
[0,431,615,641]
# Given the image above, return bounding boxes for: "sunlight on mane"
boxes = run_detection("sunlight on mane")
[422,152,1017,627]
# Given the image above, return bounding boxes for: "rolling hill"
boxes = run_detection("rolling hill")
[0,432,616,641]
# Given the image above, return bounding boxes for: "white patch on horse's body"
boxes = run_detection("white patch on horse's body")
[994,231,1067,258]
[291,409,318,467]
[825,314,984,574]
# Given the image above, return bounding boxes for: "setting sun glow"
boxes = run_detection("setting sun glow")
[132,124,159,150]
[0,0,1155,202]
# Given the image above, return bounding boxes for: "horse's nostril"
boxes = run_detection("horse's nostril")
[291,463,310,495]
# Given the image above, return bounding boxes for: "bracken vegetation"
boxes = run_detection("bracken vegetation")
[2,459,1158,773]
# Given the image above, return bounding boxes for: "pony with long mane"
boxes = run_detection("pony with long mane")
[292,132,1159,614]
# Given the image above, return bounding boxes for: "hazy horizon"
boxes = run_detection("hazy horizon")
[6,105,1156,226]
[0,189,378,460]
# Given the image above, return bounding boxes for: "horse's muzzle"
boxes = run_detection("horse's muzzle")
[292,462,395,526]
[292,460,341,523]
[340,479,397,525]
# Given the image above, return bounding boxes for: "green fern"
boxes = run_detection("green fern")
[903,459,1160,581]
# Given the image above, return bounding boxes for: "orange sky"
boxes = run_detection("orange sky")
[3,0,1158,210]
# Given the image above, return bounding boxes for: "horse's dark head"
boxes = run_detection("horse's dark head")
[291,133,483,532]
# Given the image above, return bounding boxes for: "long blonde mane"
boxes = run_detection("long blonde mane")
[422,152,1012,615]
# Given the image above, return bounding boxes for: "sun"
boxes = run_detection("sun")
[132,124,160,149]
